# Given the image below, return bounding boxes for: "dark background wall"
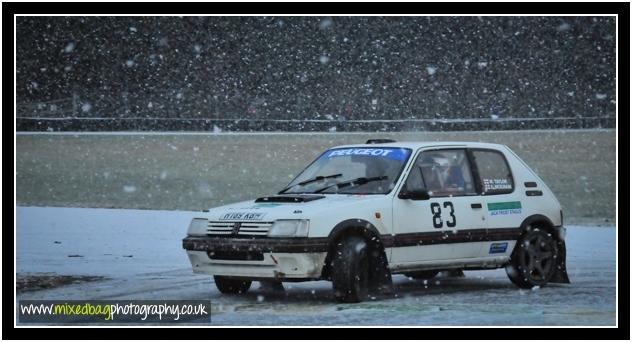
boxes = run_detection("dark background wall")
[16,16,615,131]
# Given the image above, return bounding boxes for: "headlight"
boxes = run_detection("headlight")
[268,219,309,237]
[187,218,208,236]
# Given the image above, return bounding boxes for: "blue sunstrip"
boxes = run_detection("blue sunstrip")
[323,148,410,161]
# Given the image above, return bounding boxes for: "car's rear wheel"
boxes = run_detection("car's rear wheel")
[405,270,439,280]
[331,236,370,303]
[214,276,252,294]
[506,227,559,288]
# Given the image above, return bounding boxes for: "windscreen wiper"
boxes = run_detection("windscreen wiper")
[278,173,343,194]
[313,175,388,194]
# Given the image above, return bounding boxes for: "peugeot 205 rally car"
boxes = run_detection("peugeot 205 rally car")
[183,139,570,302]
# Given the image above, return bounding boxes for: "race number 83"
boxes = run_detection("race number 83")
[430,202,456,228]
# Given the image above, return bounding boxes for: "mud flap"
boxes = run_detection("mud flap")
[370,250,394,294]
[259,280,285,292]
[549,239,570,284]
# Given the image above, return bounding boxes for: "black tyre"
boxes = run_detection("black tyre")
[506,227,559,288]
[405,270,439,280]
[331,236,370,303]
[214,276,252,294]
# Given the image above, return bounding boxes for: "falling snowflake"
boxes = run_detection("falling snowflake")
[63,42,75,53]
[123,185,137,193]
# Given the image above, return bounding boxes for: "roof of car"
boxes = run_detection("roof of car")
[332,141,508,150]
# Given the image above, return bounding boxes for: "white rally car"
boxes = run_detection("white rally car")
[183,139,570,302]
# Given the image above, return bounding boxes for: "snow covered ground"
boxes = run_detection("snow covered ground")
[15,206,616,326]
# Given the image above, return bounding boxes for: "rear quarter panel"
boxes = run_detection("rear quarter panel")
[495,146,562,228]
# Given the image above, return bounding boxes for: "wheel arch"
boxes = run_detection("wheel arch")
[321,219,391,285]
[519,214,562,240]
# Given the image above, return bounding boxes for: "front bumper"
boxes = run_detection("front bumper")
[182,236,329,279]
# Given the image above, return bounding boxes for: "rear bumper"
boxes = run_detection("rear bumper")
[182,236,329,279]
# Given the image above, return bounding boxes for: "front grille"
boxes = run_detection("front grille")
[207,250,264,261]
[207,221,274,237]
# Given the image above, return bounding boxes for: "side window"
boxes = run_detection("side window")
[406,149,476,197]
[471,149,514,195]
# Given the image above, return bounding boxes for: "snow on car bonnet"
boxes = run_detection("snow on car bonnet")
[324,148,409,161]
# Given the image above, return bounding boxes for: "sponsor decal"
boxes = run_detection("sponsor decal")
[483,178,513,191]
[323,148,409,161]
[219,212,266,221]
[489,242,509,254]
[487,201,522,216]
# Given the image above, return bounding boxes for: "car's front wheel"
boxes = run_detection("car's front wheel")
[331,236,370,303]
[506,227,559,288]
[214,276,251,294]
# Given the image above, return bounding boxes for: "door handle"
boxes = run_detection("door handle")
[471,203,482,209]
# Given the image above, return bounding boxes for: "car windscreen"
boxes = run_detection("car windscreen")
[282,147,412,194]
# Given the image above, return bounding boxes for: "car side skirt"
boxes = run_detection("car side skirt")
[389,255,512,274]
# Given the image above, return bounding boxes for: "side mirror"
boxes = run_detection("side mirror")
[398,187,430,200]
